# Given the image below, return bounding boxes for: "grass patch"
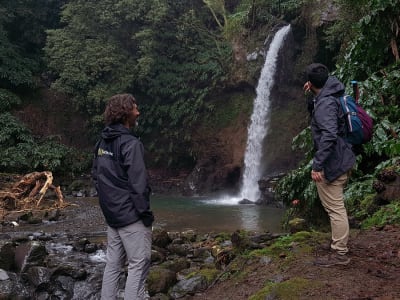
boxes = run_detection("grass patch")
[248,231,328,259]
[249,277,322,300]
[361,203,400,229]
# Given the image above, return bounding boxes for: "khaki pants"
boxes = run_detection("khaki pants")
[316,173,349,255]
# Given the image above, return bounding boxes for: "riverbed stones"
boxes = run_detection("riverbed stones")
[14,241,47,272]
[153,229,172,248]
[147,266,177,295]
[0,241,15,270]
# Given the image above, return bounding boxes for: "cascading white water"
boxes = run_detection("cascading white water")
[204,24,291,206]
[240,24,291,202]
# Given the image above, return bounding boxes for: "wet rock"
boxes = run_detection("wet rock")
[153,229,172,248]
[239,198,254,204]
[0,271,30,299]
[73,238,90,252]
[288,218,308,233]
[170,274,208,298]
[51,262,87,280]
[0,233,11,240]
[181,230,197,243]
[14,241,47,273]
[0,274,14,298]
[250,232,274,244]
[26,266,50,287]
[193,247,212,260]
[84,243,98,254]
[160,258,190,273]
[147,266,177,295]
[0,241,15,271]
[151,249,166,264]
[374,172,400,205]
[167,243,193,257]
[0,269,9,280]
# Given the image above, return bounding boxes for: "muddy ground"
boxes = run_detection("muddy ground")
[192,225,400,300]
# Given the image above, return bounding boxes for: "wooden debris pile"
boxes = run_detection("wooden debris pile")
[0,171,65,214]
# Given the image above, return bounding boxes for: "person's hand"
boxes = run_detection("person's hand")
[303,81,312,92]
[311,170,324,182]
[140,211,154,227]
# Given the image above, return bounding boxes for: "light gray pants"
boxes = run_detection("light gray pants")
[101,221,152,300]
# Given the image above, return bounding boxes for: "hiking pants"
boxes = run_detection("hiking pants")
[316,172,349,255]
[101,221,152,300]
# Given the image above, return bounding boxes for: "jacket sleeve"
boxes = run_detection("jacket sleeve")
[121,138,151,215]
[312,97,339,171]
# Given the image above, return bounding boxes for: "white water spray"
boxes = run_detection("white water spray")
[240,24,291,202]
[204,25,291,206]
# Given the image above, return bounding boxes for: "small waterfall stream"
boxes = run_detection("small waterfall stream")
[240,24,291,202]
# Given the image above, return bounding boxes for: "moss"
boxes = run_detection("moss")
[249,277,322,300]
[361,203,400,229]
[248,231,328,260]
[214,232,232,243]
[187,268,220,285]
[203,91,253,129]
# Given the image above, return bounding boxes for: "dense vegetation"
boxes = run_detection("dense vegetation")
[276,0,400,227]
[0,0,399,225]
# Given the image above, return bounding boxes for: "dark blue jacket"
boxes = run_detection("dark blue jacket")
[92,124,152,228]
[311,76,356,182]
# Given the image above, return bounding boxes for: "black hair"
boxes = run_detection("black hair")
[306,63,329,88]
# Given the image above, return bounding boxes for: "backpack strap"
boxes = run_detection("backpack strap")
[351,80,359,103]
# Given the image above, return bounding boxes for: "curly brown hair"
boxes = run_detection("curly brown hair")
[104,94,136,125]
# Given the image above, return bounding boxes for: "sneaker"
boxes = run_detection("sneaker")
[314,253,351,267]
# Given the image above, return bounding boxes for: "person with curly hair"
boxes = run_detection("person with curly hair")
[92,93,153,299]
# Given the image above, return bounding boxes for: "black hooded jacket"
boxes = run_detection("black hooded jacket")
[92,123,152,228]
[311,76,356,182]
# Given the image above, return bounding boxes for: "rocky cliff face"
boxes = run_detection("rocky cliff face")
[183,0,342,195]
[183,23,310,195]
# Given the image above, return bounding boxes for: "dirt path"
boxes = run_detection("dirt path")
[192,225,400,300]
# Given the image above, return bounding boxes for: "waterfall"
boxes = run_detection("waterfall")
[240,24,291,202]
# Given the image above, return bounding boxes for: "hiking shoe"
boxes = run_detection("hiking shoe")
[314,253,351,267]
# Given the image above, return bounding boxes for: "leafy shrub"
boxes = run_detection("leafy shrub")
[0,89,21,111]
[0,113,90,174]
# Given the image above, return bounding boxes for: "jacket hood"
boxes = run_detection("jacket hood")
[318,76,345,99]
[101,123,130,141]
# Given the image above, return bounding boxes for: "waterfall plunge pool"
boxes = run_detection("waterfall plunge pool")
[152,194,286,234]
[5,195,286,238]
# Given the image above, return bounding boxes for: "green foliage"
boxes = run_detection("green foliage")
[275,161,325,225]
[276,0,400,227]
[0,0,64,88]
[45,0,232,168]
[362,203,400,229]
[0,89,21,111]
[335,0,400,80]
[0,113,89,174]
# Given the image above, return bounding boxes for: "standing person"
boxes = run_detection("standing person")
[304,63,355,267]
[92,93,153,299]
